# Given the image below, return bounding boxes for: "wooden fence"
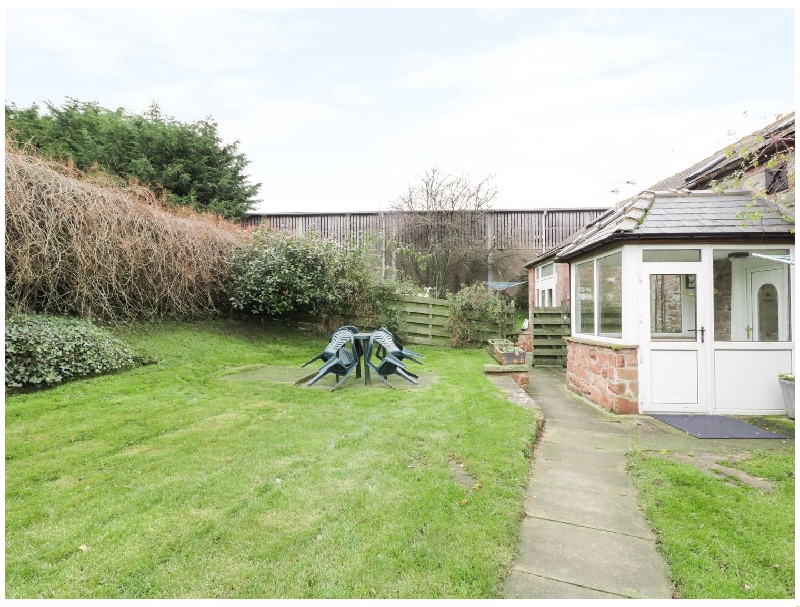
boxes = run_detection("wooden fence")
[390,294,517,347]
[391,295,451,346]
[530,306,571,367]
[245,209,607,252]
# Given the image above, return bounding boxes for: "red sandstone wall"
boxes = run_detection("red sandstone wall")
[516,331,532,353]
[565,339,639,414]
[555,262,570,307]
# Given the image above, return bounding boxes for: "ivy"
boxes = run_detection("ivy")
[5,315,136,391]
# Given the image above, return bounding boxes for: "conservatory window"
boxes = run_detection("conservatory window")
[712,249,791,342]
[574,251,623,338]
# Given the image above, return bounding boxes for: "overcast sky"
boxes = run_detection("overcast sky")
[5,8,795,214]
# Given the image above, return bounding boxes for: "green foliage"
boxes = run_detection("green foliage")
[5,99,260,220]
[5,314,135,390]
[228,230,403,331]
[627,450,795,599]
[446,283,508,348]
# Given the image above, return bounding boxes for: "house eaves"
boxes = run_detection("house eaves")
[554,190,793,263]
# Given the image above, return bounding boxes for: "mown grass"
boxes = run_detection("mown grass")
[627,449,795,599]
[5,320,536,599]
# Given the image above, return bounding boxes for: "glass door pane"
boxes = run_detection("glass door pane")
[650,274,697,341]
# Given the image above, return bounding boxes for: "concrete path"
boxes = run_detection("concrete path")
[500,367,673,599]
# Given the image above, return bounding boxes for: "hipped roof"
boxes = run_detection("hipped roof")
[554,190,793,262]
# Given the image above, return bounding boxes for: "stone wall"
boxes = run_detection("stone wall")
[649,274,683,333]
[516,330,532,353]
[555,262,570,307]
[565,338,639,414]
[713,258,732,341]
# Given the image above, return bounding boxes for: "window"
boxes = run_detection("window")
[540,263,554,278]
[649,274,696,341]
[643,249,701,263]
[575,260,595,333]
[757,284,779,341]
[547,289,554,308]
[574,251,623,338]
[712,249,791,342]
[598,253,622,338]
[766,167,789,194]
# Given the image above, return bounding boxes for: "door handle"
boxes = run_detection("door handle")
[688,327,705,343]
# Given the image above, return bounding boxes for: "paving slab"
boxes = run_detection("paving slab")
[525,478,655,539]
[537,426,631,452]
[502,569,624,599]
[527,456,632,493]
[513,516,672,599]
[533,440,630,469]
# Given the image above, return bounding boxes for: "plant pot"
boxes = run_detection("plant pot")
[487,338,513,357]
[493,346,526,365]
[779,378,795,419]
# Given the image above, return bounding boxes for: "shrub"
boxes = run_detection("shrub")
[5,146,242,321]
[228,229,405,333]
[446,283,508,348]
[5,315,135,390]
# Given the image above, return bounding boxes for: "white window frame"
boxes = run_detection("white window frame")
[572,248,624,342]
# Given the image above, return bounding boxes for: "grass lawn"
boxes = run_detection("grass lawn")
[627,449,795,599]
[5,320,537,599]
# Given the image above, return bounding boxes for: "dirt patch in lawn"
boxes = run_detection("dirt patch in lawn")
[649,451,776,490]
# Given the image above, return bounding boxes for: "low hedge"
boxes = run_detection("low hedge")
[5,314,135,390]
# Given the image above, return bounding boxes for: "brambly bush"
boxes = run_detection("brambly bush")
[446,283,508,348]
[228,229,404,333]
[5,315,135,390]
[5,145,243,322]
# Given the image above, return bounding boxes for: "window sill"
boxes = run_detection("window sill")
[566,336,638,350]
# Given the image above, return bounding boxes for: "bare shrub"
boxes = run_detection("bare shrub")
[5,145,244,321]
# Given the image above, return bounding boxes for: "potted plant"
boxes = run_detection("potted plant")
[778,373,795,419]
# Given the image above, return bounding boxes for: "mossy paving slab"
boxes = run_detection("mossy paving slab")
[221,365,435,390]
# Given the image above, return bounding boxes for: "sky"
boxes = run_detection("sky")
[4,8,795,214]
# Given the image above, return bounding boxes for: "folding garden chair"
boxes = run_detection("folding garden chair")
[302,329,360,391]
[371,328,424,365]
[365,330,419,388]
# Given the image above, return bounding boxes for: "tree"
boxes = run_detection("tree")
[5,99,261,220]
[388,167,497,298]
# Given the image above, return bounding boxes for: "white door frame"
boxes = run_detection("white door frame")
[639,260,709,413]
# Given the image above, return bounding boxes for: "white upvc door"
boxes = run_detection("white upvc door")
[639,261,709,413]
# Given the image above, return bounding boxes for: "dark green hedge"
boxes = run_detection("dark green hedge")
[5,315,135,390]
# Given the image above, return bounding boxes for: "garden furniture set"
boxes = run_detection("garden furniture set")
[302,326,423,391]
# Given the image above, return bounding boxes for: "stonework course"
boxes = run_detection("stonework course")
[565,339,639,414]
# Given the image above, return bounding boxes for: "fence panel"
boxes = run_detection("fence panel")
[388,295,517,346]
[390,294,450,346]
[531,306,571,367]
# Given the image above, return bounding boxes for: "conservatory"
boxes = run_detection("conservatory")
[554,190,794,416]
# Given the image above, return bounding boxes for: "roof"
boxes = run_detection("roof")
[525,112,795,268]
[554,190,794,262]
[649,112,795,191]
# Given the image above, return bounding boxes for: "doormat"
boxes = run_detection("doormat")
[651,415,788,439]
